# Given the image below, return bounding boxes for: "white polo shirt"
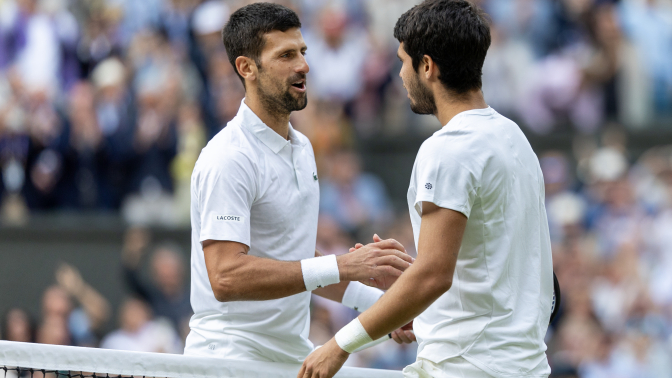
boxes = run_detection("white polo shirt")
[184,100,320,363]
[407,107,553,377]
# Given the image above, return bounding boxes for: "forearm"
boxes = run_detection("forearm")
[313,280,349,303]
[209,254,306,301]
[205,239,411,303]
[357,260,450,340]
[75,284,111,329]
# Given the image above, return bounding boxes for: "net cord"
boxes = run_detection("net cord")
[0,341,402,378]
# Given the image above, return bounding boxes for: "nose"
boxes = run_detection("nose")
[297,54,309,74]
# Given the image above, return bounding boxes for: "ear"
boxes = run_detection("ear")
[235,56,258,83]
[422,55,437,81]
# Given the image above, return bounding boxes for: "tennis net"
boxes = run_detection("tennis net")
[0,341,402,378]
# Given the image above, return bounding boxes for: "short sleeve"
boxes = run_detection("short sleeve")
[414,155,479,218]
[197,149,256,247]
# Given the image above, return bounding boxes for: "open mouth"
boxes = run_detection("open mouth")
[291,80,306,91]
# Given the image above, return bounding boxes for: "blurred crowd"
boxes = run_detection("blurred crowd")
[1,0,672,376]
[541,132,672,378]
[0,228,190,353]
[0,0,671,225]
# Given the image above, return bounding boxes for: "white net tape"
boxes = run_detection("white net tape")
[0,341,402,378]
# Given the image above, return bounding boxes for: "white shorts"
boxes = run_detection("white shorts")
[403,357,493,378]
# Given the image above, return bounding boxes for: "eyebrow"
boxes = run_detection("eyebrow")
[278,46,307,55]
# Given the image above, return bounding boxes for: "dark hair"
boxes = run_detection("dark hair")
[394,0,491,94]
[1,308,35,342]
[222,2,301,83]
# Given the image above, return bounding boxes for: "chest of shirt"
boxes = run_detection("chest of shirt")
[250,145,320,244]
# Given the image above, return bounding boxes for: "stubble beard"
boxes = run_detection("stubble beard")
[257,70,308,118]
[407,73,437,116]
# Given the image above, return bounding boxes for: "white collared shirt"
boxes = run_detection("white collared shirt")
[407,107,553,377]
[184,100,320,363]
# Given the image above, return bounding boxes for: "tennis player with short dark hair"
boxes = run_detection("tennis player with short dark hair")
[299,1,553,377]
[184,2,413,363]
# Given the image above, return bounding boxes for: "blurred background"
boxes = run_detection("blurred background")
[0,0,672,376]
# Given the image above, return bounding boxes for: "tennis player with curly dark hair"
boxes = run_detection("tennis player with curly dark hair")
[300,1,553,377]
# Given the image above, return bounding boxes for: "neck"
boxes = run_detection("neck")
[435,89,488,126]
[244,95,290,140]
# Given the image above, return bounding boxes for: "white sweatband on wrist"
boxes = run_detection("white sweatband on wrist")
[342,282,383,312]
[301,254,340,291]
[335,317,374,353]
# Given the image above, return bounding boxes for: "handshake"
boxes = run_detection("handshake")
[335,234,413,291]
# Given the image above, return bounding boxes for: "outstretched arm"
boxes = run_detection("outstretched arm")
[56,263,111,331]
[203,238,412,302]
[298,202,467,378]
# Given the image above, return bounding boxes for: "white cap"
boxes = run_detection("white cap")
[193,1,229,35]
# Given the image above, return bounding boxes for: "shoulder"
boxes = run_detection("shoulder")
[100,330,128,349]
[194,128,259,180]
[416,128,481,169]
[421,111,514,165]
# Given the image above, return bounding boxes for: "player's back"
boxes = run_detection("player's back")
[408,107,553,377]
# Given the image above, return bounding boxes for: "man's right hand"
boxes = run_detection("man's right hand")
[337,236,412,290]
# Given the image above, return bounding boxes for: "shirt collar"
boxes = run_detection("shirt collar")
[236,99,305,154]
[436,106,495,134]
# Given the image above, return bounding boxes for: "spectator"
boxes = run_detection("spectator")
[38,285,72,346]
[35,264,111,347]
[619,0,672,116]
[58,81,113,209]
[54,263,111,346]
[319,150,393,238]
[0,0,61,94]
[100,297,182,353]
[303,5,369,103]
[1,308,34,342]
[171,102,206,224]
[121,227,192,334]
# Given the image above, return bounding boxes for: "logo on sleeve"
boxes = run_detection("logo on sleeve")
[425,183,433,190]
[313,172,318,181]
[216,215,243,222]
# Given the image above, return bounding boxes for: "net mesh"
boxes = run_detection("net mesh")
[0,341,402,378]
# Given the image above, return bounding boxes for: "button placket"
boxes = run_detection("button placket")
[291,144,303,191]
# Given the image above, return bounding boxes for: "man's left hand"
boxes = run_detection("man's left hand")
[298,338,349,378]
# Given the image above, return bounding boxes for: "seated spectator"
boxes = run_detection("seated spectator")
[1,308,34,342]
[36,314,70,346]
[303,5,369,104]
[35,264,110,347]
[121,227,192,335]
[100,297,182,353]
[319,150,392,238]
[58,81,113,209]
[54,263,111,346]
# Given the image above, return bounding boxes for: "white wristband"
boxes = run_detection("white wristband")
[335,317,374,353]
[342,282,383,312]
[301,254,340,291]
